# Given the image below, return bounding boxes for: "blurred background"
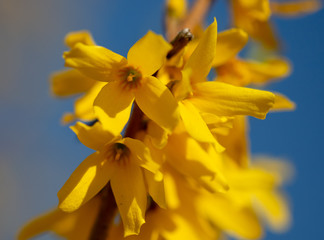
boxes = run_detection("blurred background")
[0,0,323,239]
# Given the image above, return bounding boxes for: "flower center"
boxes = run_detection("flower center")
[111,142,130,164]
[119,66,142,90]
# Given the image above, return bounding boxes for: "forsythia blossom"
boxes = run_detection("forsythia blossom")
[18,0,320,239]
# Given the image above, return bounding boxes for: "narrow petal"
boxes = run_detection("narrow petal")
[200,195,263,240]
[246,58,291,84]
[50,69,96,97]
[94,81,134,135]
[70,121,114,151]
[165,132,217,180]
[73,82,106,122]
[64,43,127,82]
[135,76,179,132]
[127,31,172,76]
[18,208,64,240]
[191,81,275,119]
[271,93,296,112]
[58,151,115,212]
[18,198,101,240]
[271,0,321,16]
[184,18,217,82]
[64,30,96,48]
[179,100,215,143]
[123,137,161,177]
[253,191,291,232]
[213,28,248,67]
[110,164,147,236]
[144,170,166,208]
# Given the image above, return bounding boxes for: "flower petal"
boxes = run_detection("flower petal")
[135,76,179,132]
[110,164,147,236]
[70,121,114,151]
[199,195,263,240]
[271,0,321,16]
[64,43,127,82]
[18,197,101,240]
[72,82,106,122]
[50,69,96,97]
[191,81,275,119]
[271,93,296,112]
[123,137,161,177]
[144,170,166,208]
[213,28,248,67]
[58,151,115,212]
[246,58,291,84]
[127,31,172,76]
[179,100,215,143]
[94,81,134,135]
[64,30,96,48]
[253,191,290,231]
[184,18,217,82]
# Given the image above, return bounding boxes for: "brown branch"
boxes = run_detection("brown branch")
[89,184,116,240]
[181,0,215,30]
[166,0,216,40]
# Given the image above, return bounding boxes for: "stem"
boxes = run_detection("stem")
[89,184,116,240]
[89,104,145,240]
[165,0,216,40]
[180,0,215,31]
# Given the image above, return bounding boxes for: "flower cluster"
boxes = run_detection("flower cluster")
[18,0,320,240]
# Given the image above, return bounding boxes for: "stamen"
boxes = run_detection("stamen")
[119,66,142,90]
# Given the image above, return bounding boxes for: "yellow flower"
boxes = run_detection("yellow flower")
[63,31,180,135]
[57,121,162,236]
[230,0,278,48]
[50,31,106,123]
[17,196,101,240]
[168,20,275,146]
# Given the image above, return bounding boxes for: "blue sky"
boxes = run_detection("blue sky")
[0,0,323,239]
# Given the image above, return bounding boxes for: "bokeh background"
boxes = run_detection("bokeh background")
[0,0,323,239]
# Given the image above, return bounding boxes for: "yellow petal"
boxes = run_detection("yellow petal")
[271,93,296,112]
[167,0,187,19]
[73,82,106,122]
[179,100,215,143]
[246,58,291,84]
[70,121,114,151]
[18,198,101,240]
[165,133,220,184]
[18,208,64,240]
[253,191,291,232]
[218,116,250,167]
[110,164,147,236]
[64,30,96,48]
[213,29,248,67]
[94,81,134,135]
[236,0,271,20]
[184,18,217,82]
[58,151,115,212]
[127,31,172,76]
[200,195,263,239]
[64,43,127,82]
[144,170,166,208]
[191,81,275,119]
[123,137,161,177]
[146,120,169,149]
[233,1,278,49]
[50,69,96,97]
[271,0,321,16]
[135,76,179,132]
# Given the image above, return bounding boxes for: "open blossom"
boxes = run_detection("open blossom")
[58,121,162,236]
[63,31,180,135]
[51,31,106,123]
